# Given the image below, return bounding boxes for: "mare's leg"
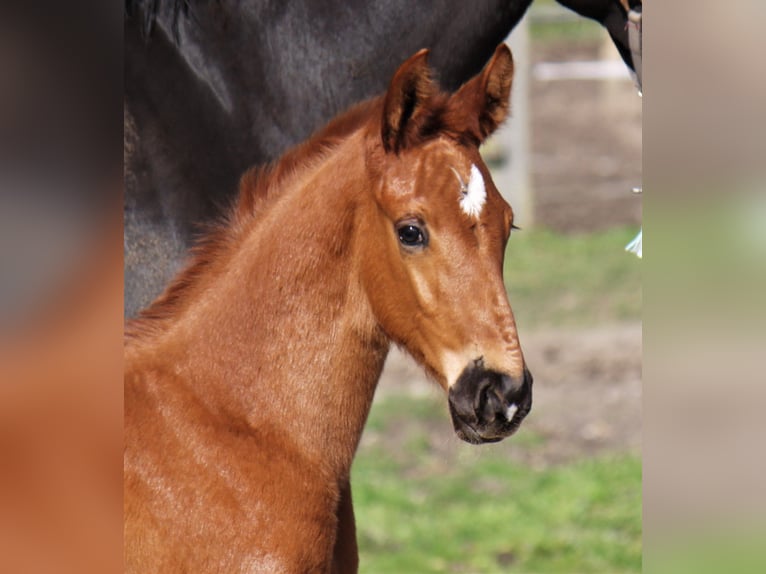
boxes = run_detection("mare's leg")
[331,479,358,574]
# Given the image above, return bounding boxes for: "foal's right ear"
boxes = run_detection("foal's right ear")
[446,44,514,144]
[381,49,437,153]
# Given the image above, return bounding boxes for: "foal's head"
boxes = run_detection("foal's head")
[360,45,532,444]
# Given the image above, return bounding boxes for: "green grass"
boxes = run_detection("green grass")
[353,395,642,573]
[503,226,642,328]
[528,0,605,43]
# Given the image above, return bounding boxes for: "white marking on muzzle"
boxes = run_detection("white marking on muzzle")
[506,403,518,421]
[452,164,486,218]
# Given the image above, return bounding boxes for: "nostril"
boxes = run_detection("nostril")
[495,372,532,421]
[479,384,506,421]
[451,365,533,427]
[470,371,527,422]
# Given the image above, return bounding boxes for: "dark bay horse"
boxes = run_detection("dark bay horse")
[125,44,532,572]
[125,0,642,316]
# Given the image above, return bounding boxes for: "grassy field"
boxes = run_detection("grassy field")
[504,226,642,328]
[352,228,642,572]
[528,0,605,43]
[353,394,641,573]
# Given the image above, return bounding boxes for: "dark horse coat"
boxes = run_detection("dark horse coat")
[124,0,641,316]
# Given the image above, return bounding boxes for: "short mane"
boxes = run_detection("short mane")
[126,97,385,339]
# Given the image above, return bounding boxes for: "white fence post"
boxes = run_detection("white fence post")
[487,17,533,227]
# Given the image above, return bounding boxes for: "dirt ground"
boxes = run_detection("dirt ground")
[372,38,642,465]
[532,40,642,233]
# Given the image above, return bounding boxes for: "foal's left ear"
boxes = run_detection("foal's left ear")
[447,44,514,144]
[381,49,437,153]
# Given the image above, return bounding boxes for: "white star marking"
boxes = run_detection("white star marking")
[452,164,486,218]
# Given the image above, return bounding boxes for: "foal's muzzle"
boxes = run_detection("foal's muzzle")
[447,361,533,445]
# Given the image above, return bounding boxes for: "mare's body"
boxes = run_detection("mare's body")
[124,0,641,315]
[125,45,532,572]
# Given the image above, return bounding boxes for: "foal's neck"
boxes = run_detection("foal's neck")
[134,133,389,477]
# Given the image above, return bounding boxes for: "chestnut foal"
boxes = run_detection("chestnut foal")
[125,44,532,573]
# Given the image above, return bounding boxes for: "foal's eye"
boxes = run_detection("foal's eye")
[397,224,427,248]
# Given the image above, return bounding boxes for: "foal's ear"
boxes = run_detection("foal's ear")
[381,49,437,153]
[448,44,514,143]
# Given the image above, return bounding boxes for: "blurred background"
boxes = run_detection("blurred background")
[353,2,642,571]
[5,2,766,574]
